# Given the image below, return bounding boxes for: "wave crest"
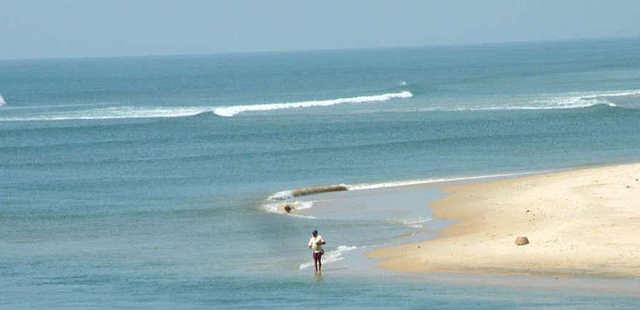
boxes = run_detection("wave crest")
[213,91,413,117]
[3,88,636,122]
[0,91,413,122]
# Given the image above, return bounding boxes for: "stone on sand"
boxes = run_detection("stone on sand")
[515,236,530,246]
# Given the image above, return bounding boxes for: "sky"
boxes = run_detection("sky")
[1,0,639,59]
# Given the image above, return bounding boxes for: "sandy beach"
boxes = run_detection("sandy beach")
[369,163,640,277]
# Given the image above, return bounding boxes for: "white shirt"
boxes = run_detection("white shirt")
[308,235,325,252]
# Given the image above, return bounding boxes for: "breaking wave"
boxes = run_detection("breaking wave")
[453,102,616,112]
[2,88,636,122]
[0,106,212,122]
[419,89,639,112]
[0,91,413,122]
[213,91,413,117]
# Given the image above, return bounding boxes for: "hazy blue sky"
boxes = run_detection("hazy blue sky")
[1,0,639,59]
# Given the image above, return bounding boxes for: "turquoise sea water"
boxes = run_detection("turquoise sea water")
[2,38,640,308]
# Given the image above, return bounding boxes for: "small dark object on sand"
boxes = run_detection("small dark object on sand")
[515,236,530,246]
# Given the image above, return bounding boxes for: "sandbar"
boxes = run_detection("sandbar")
[369,163,640,277]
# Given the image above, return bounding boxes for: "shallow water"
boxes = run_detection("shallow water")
[2,38,640,308]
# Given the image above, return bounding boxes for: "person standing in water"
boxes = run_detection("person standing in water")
[307,230,326,273]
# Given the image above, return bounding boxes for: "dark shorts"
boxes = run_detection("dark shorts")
[313,251,323,260]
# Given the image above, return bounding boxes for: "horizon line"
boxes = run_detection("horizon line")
[1,34,638,62]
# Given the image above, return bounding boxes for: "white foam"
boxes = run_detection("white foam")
[435,89,637,112]
[213,91,413,117]
[266,172,530,202]
[453,102,615,112]
[4,88,635,122]
[0,106,211,122]
[0,102,112,111]
[519,89,638,109]
[262,172,533,218]
[346,172,526,191]
[299,245,357,270]
[396,217,432,229]
[582,89,640,99]
[268,190,294,201]
[292,201,313,211]
[262,200,315,219]
[456,101,616,112]
[0,91,413,122]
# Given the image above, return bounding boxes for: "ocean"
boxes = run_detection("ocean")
[2,38,640,308]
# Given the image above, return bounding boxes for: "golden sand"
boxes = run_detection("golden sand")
[369,163,640,277]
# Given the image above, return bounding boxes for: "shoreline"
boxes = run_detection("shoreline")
[368,162,640,277]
